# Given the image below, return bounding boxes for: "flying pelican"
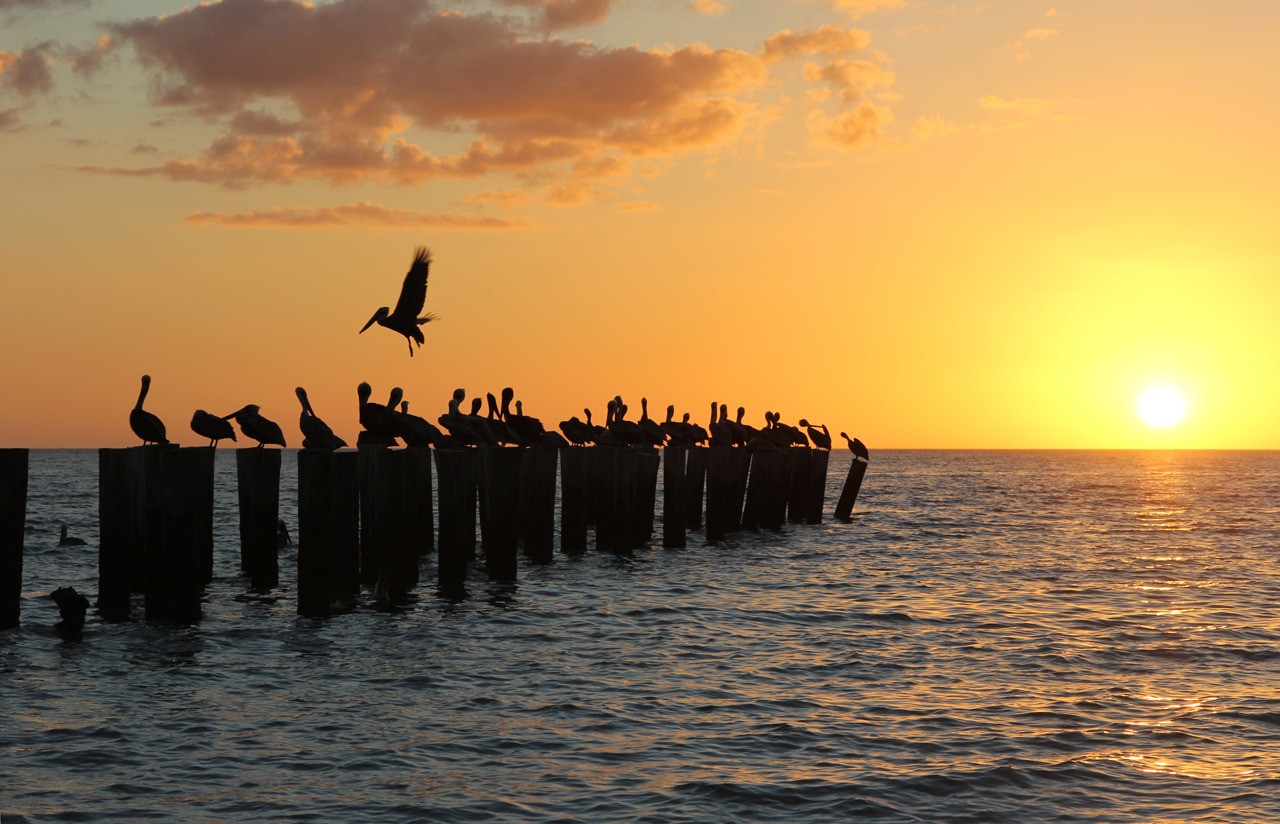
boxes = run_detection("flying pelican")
[296,387,347,450]
[129,374,169,445]
[191,409,237,447]
[224,405,287,447]
[359,247,437,357]
[58,524,87,547]
[840,432,870,462]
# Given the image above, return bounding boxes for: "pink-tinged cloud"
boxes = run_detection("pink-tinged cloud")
[85,1,889,190]
[0,106,23,131]
[0,0,86,10]
[808,99,887,148]
[825,0,903,20]
[184,200,530,229]
[0,43,55,96]
[496,0,613,31]
[689,0,728,16]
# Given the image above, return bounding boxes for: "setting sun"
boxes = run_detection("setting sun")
[1138,386,1189,429]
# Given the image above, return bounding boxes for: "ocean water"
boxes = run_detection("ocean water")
[4,449,1280,822]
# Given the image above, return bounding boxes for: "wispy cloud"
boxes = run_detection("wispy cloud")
[183,201,531,229]
[689,0,728,16]
[0,43,55,96]
[1014,26,1059,61]
[494,0,613,31]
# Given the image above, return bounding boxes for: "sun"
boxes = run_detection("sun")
[1137,386,1188,429]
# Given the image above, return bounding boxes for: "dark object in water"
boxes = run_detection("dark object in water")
[58,524,87,546]
[277,519,293,548]
[51,586,90,640]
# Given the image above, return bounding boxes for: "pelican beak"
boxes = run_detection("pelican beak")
[222,407,247,420]
[359,310,382,334]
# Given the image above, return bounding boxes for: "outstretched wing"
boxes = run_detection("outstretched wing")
[392,247,431,320]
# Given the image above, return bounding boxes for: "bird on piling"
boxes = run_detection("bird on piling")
[708,401,732,446]
[840,432,870,461]
[772,413,809,447]
[224,405,287,447]
[638,398,667,447]
[360,247,437,357]
[502,388,546,446]
[558,415,592,446]
[438,389,483,446]
[608,397,645,446]
[191,409,236,447]
[58,524,87,547]
[357,382,400,446]
[686,412,709,446]
[393,400,453,448]
[296,387,347,450]
[659,405,688,446]
[129,375,169,445]
[799,419,832,451]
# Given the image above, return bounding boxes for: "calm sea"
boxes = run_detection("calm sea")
[4,449,1280,822]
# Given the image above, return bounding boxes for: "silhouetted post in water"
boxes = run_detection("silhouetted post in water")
[786,447,811,524]
[156,448,205,624]
[593,445,623,553]
[139,447,166,620]
[357,446,380,587]
[741,451,765,531]
[729,449,750,532]
[610,447,638,553]
[434,449,474,596]
[662,446,688,549]
[761,451,789,531]
[297,449,334,618]
[330,452,361,604]
[97,448,133,621]
[480,446,521,580]
[520,445,557,563]
[365,448,409,603]
[559,446,587,555]
[0,449,28,630]
[834,457,869,521]
[402,449,433,590]
[806,450,830,524]
[236,448,280,590]
[192,447,215,585]
[583,446,603,526]
[633,447,660,549]
[685,446,707,531]
[704,445,734,543]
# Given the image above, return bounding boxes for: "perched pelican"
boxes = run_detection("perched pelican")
[840,432,870,461]
[438,389,484,446]
[637,398,667,447]
[129,375,169,445]
[191,409,236,447]
[224,405,287,447]
[359,247,437,357]
[799,419,832,451]
[393,400,452,448]
[58,524,87,547]
[659,405,687,446]
[502,388,545,446]
[558,415,592,446]
[295,387,347,450]
[357,382,400,446]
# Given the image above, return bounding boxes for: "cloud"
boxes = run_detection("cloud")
[183,200,531,229]
[495,0,613,31]
[0,43,56,97]
[689,0,728,16]
[0,0,87,12]
[1014,26,1058,61]
[82,1,890,190]
[825,0,903,20]
[807,98,888,149]
[0,106,23,130]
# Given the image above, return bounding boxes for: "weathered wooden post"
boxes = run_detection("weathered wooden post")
[398,448,433,592]
[786,446,811,524]
[97,448,133,621]
[559,446,587,555]
[633,447,660,550]
[236,447,280,590]
[741,451,765,531]
[611,447,638,553]
[583,445,603,526]
[662,445,687,549]
[761,450,789,531]
[729,448,750,532]
[519,445,557,563]
[592,445,622,553]
[330,451,361,605]
[433,448,474,596]
[833,457,869,521]
[806,450,830,524]
[158,448,205,624]
[297,449,334,618]
[366,448,408,603]
[139,447,166,621]
[684,446,707,531]
[480,446,521,581]
[704,445,734,544]
[193,447,216,586]
[0,449,28,630]
[357,445,380,587]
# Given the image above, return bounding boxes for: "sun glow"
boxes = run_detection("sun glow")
[1138,386,1189,429]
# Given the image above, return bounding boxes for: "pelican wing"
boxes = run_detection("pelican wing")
[392,247,431,321]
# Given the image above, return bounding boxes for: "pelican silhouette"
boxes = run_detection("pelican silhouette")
[191,409,237,447]
[360,247,437,357]
[129,375,169,445]
[58,524,87,547]
[840,432,869,461]
[798,419,832,450]
[296,387,347,450]
[357,382,400,446]
[502,388,545,446]
[224,405,287,447]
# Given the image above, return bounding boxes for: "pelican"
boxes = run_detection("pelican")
[357,382,400,446]
[191,409,237,447]
[360,247,437,357]
[438,389,484,446]
[393,400,452,448]
[224,405,287,447]
[502,387,545,446]
[295,387,346,450]
[58,524,87,547]
[799,419,832,451]
[840,432,870,461]
[129,374,169,445]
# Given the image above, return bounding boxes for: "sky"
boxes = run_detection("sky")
[1,0,1277,449]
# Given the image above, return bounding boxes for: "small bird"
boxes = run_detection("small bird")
[58,524,87,547]
[840,432,869,461]
[359,247,437,357]
[129,374,169,445]
[295,387,347,450]
[191,409,237,447]
[224,405,287,447]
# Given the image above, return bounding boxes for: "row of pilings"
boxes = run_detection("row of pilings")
[0,443,869,627]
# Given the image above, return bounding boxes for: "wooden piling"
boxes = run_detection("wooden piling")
[236,448,281,591]
[740,451,765,531]
[684,446,707,531]
[662,445,687,549]
[357,446,380,587]
[297,449,334,618]
[786,447,811,524]
[761,451,789,531]
[480,446,521,581]
[633,447,660,550]
[704,445,734,544]
[0,449,28,630]
[729,448,750,532]
[97,448,133,621]
[559,446,588,555]
[157,448,205,624]
[806,450,830,524]
[592,445,624,553]
[519,445,558,564]
[193,447,215,586]
[366,448,409,603]
[139,447,166,621]
[330,451,361,604]
[833,458,869,521]
[401,449,434,591]
[583,445,603,526]
[433,448,475,596]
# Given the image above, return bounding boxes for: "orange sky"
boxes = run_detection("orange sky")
[2,0,1277,448]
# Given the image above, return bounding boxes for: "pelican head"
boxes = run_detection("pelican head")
[295,386,312,411]
[388,387,404,409]
[223,404,259,420]
[360,307,390,334]
[357,382,373,404]
[799,418,810,427]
